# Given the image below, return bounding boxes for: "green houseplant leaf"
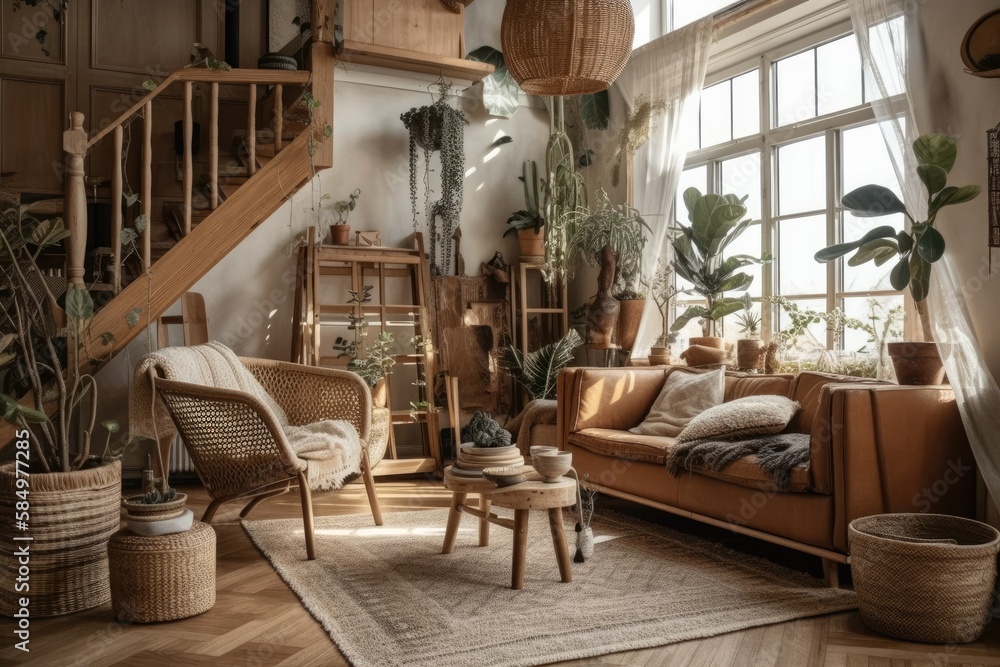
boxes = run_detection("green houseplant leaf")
[501,329,582,400]
[917,164,948,195]
[579,90,610,131]
[467,46,520,119]
[916,226,946,262]
[65,284,95,321]
[814,225,898,262]
[913,133,957,173]
[842,185,908,217]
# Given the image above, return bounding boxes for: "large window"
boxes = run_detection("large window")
[673,24,906,355]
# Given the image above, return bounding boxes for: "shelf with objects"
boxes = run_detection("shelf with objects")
[293,227,441,476]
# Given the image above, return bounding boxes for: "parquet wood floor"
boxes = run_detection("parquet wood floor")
[3,478,999,666]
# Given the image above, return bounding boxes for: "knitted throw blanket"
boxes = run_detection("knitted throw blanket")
[129,342,361,488]
[665,433,811,490]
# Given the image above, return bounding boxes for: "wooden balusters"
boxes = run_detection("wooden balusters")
[183,81,193,235]
[274,84,284,153]
[111,125,123,293]
[63,112,88,288]
[210,82,219,210]
[142,101,152,270]
[247,83,257,177]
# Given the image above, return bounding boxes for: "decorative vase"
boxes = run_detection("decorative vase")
[648,345,671,366]
[736,339,762,372]
[516,226,545,259]
[586,245,620,347]
[330,224,352,245]
[689,336,725,350]
[371,377,388,408]
[616,299,646,352]
[0,458,121,617]
[887,342,946,385]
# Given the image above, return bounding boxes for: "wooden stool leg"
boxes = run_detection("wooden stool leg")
[478,495,491,547]
[512,509,529,590]
[549,507,572,583]
[442,492,466,555]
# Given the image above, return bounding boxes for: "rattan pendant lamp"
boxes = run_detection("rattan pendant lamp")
[501,0,635,96]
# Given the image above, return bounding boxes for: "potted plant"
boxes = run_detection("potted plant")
[568,189,651,351]
[671,187,766,349]
[814,133,980,384]
[649,259,679,365]
[331,285,396,407]
[501,329,582,401]
[327,187,360,245]
[505,159,545,258]
[734,294,762,372]
[0,206,128,617]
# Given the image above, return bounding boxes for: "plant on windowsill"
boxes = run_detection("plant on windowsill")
[671,187,769,355]
[648,259,679,365]
[813,133,980,384]
[734,294,763,372]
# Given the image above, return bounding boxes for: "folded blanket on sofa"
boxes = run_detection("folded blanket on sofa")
[665,433,811,490]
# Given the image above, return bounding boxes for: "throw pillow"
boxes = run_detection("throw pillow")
[676,394,800,444]
[629,369,725,437]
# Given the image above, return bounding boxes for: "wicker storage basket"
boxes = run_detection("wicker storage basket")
[849,513,1000,643]
[0,459,121,617]
[108,521,216,623]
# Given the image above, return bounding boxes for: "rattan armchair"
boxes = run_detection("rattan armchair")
[153,357,382,560]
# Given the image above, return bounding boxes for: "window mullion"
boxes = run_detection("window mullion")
[825,128,839,349]
[760,53,776,344]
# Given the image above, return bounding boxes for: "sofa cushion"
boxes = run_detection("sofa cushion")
[569,428,676,465]
[691,455,813,493]
[677,395,800,443]
[572,369,673,432]
[630,368,725,437]
[724,373,794,401]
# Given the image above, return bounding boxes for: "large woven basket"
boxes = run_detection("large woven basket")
[501,0,635,96]
[849,513,1000,643]
[108,521,216,623]
[0,459,122,617]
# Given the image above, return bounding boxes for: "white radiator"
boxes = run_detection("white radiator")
[168,435,197,474]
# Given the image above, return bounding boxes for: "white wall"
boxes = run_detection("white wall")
[96,3,552,472]
[917,1,1000,378]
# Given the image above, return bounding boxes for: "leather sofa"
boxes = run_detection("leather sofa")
[557,366,976,585]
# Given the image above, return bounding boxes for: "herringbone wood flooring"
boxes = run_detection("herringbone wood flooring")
[3,478,1000,666]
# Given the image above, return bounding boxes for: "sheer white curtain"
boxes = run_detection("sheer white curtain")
[849,0,1000,510]
[615,17,714,356]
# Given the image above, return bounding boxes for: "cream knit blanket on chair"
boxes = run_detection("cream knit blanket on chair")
[129,341,361,490]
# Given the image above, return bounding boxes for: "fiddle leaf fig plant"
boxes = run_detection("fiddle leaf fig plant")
[814,133,980,304]
[671,188,768,337]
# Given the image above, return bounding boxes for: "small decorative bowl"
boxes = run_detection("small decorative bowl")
[532,451,572,483]
[482,466,527,488]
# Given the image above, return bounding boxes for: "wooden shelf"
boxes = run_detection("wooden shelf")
[338,40,495,82]
[966,68,1000,78]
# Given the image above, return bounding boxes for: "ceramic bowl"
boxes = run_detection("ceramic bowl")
[532,451,572,483]
[482,466,527,488]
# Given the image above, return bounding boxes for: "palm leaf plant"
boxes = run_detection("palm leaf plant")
[671,188,768,337]
[814,133,980,325]
[501,329,582,401]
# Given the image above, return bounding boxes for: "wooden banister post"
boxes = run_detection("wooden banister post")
[63,112,88,287]
[312,0,334,44]
[311,0,335,170]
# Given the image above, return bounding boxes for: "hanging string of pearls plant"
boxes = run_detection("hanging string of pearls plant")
[400,80,469,276]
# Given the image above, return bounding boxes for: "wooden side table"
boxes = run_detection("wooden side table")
[442,466,576,590]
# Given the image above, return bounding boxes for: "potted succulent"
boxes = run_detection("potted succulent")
[505,159,545,258]
[327,187,360,246]
[568,189,651,352]
[814,133,980,384]
[0,206,134,617]
[734,294,762,372]
[671,187,766,349]
[649,260,680,365]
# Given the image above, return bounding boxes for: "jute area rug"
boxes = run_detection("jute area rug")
[242,509,856,667]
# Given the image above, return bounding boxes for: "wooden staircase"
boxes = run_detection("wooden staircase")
[0,1,337,443]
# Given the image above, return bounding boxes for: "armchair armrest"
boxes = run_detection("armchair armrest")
[241,358,372,444]
[811,384,976,553]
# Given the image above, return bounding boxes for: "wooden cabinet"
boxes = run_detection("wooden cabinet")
[344,0,465,59]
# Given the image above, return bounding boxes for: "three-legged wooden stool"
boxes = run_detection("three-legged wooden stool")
[442,466,576,590]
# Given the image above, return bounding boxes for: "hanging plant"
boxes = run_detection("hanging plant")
[400,82,469,276]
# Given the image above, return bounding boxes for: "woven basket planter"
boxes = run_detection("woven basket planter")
[849,513,1000,643]
[0,459,121,617]
[108,521,216,623]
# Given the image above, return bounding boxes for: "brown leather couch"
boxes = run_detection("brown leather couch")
[557,366,976,584]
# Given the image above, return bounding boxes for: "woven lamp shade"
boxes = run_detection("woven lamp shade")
[501,0,635,96]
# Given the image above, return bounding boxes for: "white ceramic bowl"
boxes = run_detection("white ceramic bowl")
[533,451,572,483]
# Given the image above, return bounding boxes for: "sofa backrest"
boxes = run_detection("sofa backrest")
[723,374,794,402]
[788,371,886,434]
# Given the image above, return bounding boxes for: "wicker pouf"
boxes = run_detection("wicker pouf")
[850,513,1000,644]
[108,521,216,623]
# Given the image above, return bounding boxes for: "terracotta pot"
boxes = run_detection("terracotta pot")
[517,226,545,258]
[0,459,121,617]
[888,342,946,385]
[649,345,671,366]
[330,224,352,245]
[616,299,646,351]
[371,377,388,408]
[736,339,762,372]
[689,336,725,350]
